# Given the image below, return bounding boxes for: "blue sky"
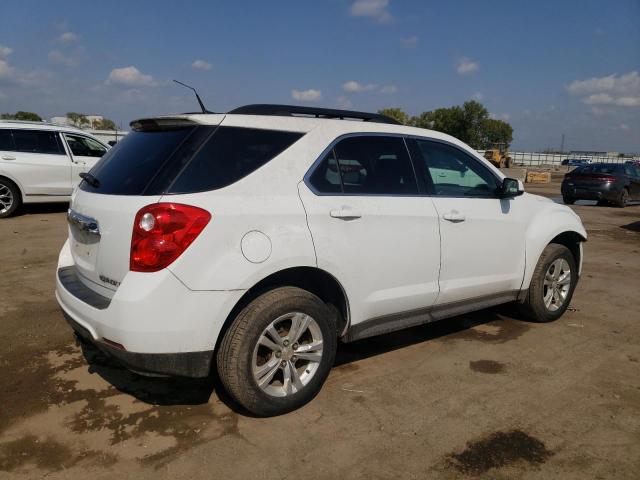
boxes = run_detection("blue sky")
[1,0,638,152]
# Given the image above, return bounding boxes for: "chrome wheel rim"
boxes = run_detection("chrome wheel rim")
[0,184,13,214]
[252,312,324,397]
[543,258,571,312]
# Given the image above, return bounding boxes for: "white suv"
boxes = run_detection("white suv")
[55,105,587,416]
[0,121,109,217]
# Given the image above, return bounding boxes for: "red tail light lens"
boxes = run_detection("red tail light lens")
[130,203,211,272]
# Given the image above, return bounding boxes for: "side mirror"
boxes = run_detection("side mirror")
[498,177,524,198]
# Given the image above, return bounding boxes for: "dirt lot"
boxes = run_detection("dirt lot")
[1,181,639,479]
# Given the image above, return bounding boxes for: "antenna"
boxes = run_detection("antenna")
[173,80,210,113]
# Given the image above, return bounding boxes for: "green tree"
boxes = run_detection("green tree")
[377,108,410,125]
[91,118,117,130]
[482,118,513,148]
[462,100,489,149]
[1,111,43,121]
[66,112,89,128]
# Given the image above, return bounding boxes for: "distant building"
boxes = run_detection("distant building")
[570,150,608,157]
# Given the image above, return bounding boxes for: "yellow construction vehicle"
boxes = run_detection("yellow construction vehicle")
[483,143,513,168]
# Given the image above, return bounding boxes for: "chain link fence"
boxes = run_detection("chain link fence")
[477,150,638,167]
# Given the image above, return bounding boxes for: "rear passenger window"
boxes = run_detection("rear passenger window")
[12,130,63,155]
[308,150,342,193]
[0,130,15,151]
[315,136,418,195]
[168,127,303,193]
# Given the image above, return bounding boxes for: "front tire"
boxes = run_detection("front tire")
[563,196,576,205]
[518,244,578,323]
[0,178,21,218]
[217,287,337,416]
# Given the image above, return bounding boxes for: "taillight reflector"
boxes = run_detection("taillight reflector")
[130,203,211,272]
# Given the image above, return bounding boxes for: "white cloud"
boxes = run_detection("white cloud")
[342,80,376,93]
[456,57,479,75]
[490,112,510,121]
[58,31,78,43]
[0,44,12,58]
[471,92,484,101]
[191,59,212,71]
[336,96,352,109]
[379,84,397,94]
[569,73,640,107]
[0,59,15,78]
[48,49,77,67]
[350,0,392,23]
[291,88,321,101]
[106,66,157,87]
[566,71,639,95]
[401,35,418,48]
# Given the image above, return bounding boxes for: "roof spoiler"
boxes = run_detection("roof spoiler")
[228,104,401,125]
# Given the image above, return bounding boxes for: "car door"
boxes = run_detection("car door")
[7,129,72,196]
[62,133,108,186]
[298,135,441,328]
[408,138,527,305]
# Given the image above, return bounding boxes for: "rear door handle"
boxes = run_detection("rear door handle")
[330,207,362,220]
[442,210,466,223]
[1,155,16,161]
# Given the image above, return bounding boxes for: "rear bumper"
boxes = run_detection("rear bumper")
[561,184,621,201]
[55,240,245,377]
[63,310,213,377]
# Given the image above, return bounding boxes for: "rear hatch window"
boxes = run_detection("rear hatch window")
[80,124,303,196]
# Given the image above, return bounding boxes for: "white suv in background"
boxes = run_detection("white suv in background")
[55,105,587,416]
[0,121,109,217]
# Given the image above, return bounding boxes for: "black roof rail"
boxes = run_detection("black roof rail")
[227,104,401,125]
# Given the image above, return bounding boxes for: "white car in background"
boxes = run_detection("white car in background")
[0,120,109,217]
[55,104,587,416]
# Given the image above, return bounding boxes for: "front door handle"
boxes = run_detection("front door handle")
[1,155,16,161]
[330,207,362,220]
[442,210,466,223]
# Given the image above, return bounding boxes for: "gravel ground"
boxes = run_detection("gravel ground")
[0,181,639,479]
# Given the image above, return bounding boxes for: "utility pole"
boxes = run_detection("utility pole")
[560,134,565,153]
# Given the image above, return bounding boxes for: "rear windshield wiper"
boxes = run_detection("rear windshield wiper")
[79,172,100,188]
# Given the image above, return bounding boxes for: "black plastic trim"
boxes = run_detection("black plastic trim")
[58,266,111,310]
[62,311,213,378]
[343,290,520,342]
[228,104,401,125]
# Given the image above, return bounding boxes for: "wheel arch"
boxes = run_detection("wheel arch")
[214,266,350,353]
[0,174,25,201]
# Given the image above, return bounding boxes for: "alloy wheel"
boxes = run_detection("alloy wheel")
[0,184,14,215]
[252,312,324,397]
[543,258,571,312]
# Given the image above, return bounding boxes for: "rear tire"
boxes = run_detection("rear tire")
[518,244,578,323]
[0,178,21,218]
[217,287,337,416]
[614,188,629,208]
[562,196,576,205]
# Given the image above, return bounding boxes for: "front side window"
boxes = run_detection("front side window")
[411,140,499,197]
[64,134,107,158]
[12,129,64,155]
[309,135,418,195]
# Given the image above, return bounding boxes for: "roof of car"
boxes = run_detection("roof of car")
[0,119,92,135]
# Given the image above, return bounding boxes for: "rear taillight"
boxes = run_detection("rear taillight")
[130,203,211,272]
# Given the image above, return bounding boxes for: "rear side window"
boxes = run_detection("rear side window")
[309,135,418,195]
[12,129,63,155]
[81,127,197,195]
[168,127,303,194]
[0,129,15,151]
